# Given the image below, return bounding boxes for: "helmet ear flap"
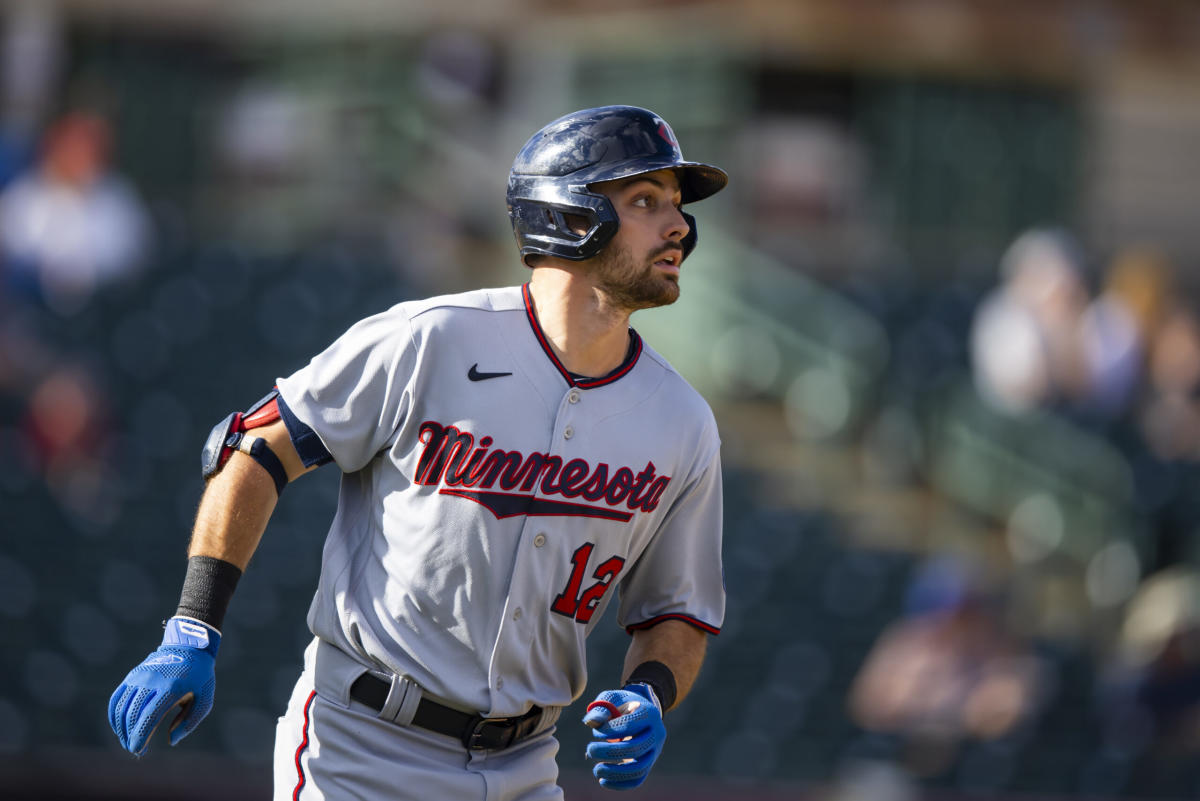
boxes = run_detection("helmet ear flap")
[509,193,619,263]
[680,210,698,261]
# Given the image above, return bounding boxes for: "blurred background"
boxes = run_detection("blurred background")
[4,0,1200,798]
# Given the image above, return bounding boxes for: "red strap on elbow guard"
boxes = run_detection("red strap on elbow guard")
[201,391,284,478]
[243,396,281,429]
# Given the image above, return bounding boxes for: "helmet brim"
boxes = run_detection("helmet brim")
[577,158,728,205]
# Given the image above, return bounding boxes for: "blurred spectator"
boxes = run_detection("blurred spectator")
[21,363,108,476]
[1128,298,1200,571]
[1098,567,1200,754]
[737,115,870,274]
[15,359,118,523]
[970,228,1092,415]
[0,110,151,315]
[1138,302,1200,462]
[849,556,1044,772]
[1079,246,1172,422]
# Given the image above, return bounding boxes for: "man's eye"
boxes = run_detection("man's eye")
[632,195,652,208]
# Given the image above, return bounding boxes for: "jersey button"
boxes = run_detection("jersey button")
[564,426,574,440]
[533,533,547,548]
[496,678,504,689]
[568,390,581,404]
[513,607,523,621]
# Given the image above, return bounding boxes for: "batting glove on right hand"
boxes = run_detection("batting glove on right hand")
[583,683,667,790]
[108,616,220,756]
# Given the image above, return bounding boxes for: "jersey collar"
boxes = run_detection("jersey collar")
[522,282,643,389]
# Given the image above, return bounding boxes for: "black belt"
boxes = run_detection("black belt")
[349,672,544,750]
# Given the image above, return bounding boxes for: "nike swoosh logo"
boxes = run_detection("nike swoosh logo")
[468,364,513,382]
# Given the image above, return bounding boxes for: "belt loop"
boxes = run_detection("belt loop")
[378,673,422,725]
[536,705,562,734]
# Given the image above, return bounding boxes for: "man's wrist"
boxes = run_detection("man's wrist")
[626,660,677,711]
[163,616,221,656]
[175,555,242,630]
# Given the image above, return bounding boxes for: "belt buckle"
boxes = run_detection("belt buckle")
[463,717,516,751]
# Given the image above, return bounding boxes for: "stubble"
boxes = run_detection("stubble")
[592,241,681,312]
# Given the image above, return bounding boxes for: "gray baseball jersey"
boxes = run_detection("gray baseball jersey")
[275,283,725,719]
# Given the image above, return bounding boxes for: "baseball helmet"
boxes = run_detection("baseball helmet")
[506,105,728,264]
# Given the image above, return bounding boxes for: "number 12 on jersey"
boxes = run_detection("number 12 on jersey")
[551,542,626,624]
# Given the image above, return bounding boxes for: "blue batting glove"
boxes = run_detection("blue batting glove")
[108,616,220,756]
[583,683,666,790]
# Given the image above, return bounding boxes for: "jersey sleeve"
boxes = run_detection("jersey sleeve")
[617,445,725,636]
[275,306,417,473]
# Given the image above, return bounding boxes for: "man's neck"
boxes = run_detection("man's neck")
[527,267,633,378]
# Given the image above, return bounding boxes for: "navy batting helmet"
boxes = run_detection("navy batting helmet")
[506,105,728,264]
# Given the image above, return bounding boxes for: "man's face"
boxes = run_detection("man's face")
[589,169,690,312]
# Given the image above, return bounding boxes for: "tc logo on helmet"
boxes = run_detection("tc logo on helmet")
[654,119,678,148]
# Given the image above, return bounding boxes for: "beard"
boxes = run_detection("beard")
[592,240,681,312]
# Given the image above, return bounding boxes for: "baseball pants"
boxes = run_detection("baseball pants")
[273,639,564,801]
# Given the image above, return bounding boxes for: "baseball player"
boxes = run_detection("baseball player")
[108,105,727,799]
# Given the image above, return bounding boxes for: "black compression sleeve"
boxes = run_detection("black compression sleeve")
[175,555,242,631]
[627,660,678,711]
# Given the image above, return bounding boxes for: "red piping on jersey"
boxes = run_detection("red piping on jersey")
[626,613,720,636]
[522,283,643,388]
[292,690,317,801]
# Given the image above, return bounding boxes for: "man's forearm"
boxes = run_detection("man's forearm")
[189,450,281,570]
[622,619,708,711]
[189,418,308,569]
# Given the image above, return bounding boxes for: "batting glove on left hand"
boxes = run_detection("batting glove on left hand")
[108,616,220,756]
[583,683,666,790]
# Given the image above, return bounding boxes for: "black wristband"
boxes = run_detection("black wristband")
[627,660,678,711]
[176,555,243,631]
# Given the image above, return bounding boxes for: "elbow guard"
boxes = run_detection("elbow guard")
[201,390,289,495]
